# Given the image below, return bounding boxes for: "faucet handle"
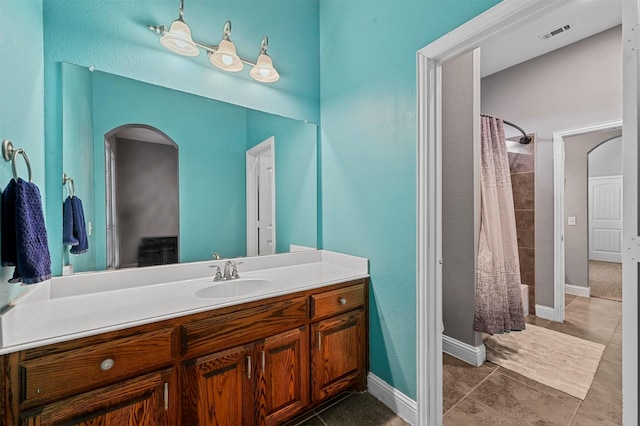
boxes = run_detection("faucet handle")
[210,266,223,281]
[231,264,240,279]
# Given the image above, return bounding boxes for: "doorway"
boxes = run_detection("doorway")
[416,1,638,425]
[246,137,276,256]
[588,136,624,302]
[104,124,179,269]
[554,122,623,319]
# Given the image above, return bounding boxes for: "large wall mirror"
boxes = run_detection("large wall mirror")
[60,62,317,273]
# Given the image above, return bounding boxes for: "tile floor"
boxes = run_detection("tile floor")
[294,392,409,426]
[296,294,622,426]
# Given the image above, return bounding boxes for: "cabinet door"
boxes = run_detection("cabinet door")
[182,344,254,426]
[21,368,175,426]
[256,327,309,425]
[311,309,366,401]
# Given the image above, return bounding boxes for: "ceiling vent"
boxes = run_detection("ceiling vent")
[539,24,573,41]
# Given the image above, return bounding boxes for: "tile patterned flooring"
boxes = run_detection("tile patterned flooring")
[297,295,622,425]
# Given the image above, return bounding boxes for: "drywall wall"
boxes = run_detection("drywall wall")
[319,0,500,401]
[589,136,622,177]
[564,130,621,288]
[442,51,482,348]
[0,0,45,298]
[481,25,622,307]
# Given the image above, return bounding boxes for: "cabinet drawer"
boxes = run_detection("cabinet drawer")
[21,327,174,405]
[182,296,308,357]
[311,283,365,319]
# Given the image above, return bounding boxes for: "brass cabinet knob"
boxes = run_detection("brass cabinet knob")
[339,297,347,305]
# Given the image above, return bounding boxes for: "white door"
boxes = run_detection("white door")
[246,137,276,256]
[257,154,275,255]
[589,176,622,262]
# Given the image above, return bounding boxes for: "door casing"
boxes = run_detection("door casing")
[416,2,638,425]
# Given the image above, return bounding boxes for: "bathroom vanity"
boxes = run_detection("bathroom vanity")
[0,250,369,425]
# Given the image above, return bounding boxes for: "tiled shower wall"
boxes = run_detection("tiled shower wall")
[508,135,536,314]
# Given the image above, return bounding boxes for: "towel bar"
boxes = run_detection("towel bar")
[2,139,32,182]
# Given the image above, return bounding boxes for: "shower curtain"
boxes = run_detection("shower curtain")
[473,115,526,334]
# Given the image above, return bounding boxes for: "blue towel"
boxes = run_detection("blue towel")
[69,196,88,255]
[1,180,17,267]
[1,178,51,284]
[63,197,79,246]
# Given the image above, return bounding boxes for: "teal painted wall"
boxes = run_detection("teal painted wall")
[318,0,500,399]
[0,0,45,297]
[43,0,319,123]
[61,63,96,272]
[90,71,248,268]
[43,0,320,274]
[246,110,318,253]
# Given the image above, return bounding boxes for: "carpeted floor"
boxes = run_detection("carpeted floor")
[589,260,622,301]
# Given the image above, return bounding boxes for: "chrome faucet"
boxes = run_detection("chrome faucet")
[211,260,241,281]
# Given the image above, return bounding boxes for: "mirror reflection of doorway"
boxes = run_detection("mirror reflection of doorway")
[104,125,179,269]
[246,137,276,256]
[588,136,623,301]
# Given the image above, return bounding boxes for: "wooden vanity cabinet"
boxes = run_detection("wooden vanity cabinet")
[310,283,367,402]
[256,327,309,425]
[182,327,309,426]
[1,278,368,426]
[182,343,255,425]
[21,368,176,426]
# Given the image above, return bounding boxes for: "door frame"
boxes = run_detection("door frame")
[246,137,276,256]
[416,1,638,425]
[552,120,622,323]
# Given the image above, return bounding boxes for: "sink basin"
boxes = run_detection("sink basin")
[195,278,274,299]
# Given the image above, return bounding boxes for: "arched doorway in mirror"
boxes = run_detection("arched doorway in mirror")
[104,124,179,269]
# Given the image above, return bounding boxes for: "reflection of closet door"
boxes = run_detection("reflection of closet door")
[589,175,622,263]
[258,154,275,255]
[246,137,276,256]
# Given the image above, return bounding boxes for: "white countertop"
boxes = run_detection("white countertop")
[0,250,368,355]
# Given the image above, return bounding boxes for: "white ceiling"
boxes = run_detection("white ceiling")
[481,0,622,77]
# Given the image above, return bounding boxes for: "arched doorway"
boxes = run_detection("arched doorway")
[104,124,179,269]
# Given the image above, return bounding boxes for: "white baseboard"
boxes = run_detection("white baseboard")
[534,304,558,321]
[442,335,486,367]
[367,373,417,425]
[565,284,590,298]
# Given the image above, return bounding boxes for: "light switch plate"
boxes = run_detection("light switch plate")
[568,216,577,226]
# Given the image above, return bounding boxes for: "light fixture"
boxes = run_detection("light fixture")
[148,0,280,83]
[250,37,280,83]
[208,21,243,72]
[158,0,199,57]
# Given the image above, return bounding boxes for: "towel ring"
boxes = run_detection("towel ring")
[2,139,32,182]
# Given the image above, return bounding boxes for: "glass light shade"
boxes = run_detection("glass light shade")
[249,53,280,83]
[209,39,244,72]
[160,20,200,57]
